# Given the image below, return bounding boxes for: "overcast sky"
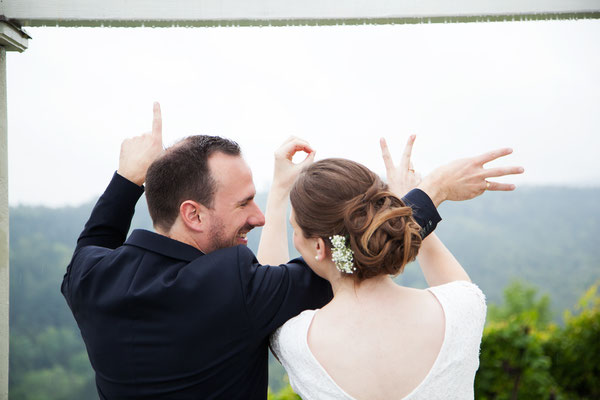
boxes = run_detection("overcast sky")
[6,19,600,207]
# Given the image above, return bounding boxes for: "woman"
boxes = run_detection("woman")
[258,136,521,399]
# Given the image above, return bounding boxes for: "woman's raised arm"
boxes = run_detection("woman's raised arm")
[257,137,315,265]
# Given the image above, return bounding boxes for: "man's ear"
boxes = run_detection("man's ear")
[180,200,210,232]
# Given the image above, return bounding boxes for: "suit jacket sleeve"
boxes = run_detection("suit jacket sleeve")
[402,188,442,238]
[237,246,333,339]
[62,172,144,307]
[74,172,144,251]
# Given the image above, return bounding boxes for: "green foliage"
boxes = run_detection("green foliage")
[475,280,600,399]
[545,283,600,399]
[10,365,95,400]
[476,319,556,399]
[488,280,552,328]
[479,280,556,398]
[9,209,97,399]
[268,384,301,400]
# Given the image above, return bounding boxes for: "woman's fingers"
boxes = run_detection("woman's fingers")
[298,150,316,167]
[474,149,523,192]
[380,135,416,172]
[486,181,517,191]
[484,166,525,178]
[277,137,314,160]
[476,147,513,166]
[401,135,416,170]
[380,137,395,173]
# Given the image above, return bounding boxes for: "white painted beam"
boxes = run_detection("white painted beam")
[2,0,599,27]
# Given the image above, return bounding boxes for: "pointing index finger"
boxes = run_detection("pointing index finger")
[152,102,162,140]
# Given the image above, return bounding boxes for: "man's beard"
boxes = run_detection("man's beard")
[207,216,233,252]
[207,216,253,252]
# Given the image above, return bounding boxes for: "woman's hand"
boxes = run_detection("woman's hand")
[380,135,421,197]
[418,148,525,207]
[271,136,316,193]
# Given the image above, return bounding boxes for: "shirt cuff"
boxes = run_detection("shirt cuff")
[401,188,442,239]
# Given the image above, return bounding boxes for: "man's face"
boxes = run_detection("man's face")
[204,152,265,252]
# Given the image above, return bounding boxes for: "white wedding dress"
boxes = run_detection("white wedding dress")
[270,281,487,400]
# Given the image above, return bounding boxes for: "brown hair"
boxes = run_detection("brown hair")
[145,135,241,232]
[290,158,422,281]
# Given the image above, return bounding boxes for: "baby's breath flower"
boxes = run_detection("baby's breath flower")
[329,235,356,274]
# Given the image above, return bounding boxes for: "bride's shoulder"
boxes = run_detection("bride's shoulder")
[429,281,487,339]
[428,281,487,329]
[428,280,486,304]
[270,309,317,363]
[271,309,317,342]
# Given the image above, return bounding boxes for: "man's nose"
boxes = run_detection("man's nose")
[249,203,265,227]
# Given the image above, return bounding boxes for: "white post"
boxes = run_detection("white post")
[0,45,7,400]
[0,20,29,400]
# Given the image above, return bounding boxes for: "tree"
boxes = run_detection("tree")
[545,282,600,399]
[475,281,558,399]
[487,280,552,329]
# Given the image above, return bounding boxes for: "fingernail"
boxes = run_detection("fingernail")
[519,167,524,173]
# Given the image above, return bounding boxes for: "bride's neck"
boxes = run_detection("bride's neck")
[330,273,397,299]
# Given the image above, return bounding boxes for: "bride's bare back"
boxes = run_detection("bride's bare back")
[308,283,445,400]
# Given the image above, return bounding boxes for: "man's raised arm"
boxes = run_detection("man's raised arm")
[74,102,164,252]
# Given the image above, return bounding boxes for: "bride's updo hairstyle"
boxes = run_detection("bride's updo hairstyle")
[290,158,423,281]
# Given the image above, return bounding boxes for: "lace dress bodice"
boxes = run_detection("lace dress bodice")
[270,281,487,400]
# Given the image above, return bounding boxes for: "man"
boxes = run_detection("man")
[62,104,521,399]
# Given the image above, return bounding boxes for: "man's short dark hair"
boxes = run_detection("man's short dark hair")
[145,135,241,232]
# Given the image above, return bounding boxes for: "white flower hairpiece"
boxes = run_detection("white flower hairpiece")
[329,235,356,274]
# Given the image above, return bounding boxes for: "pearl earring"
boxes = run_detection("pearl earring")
[315,255,320,261]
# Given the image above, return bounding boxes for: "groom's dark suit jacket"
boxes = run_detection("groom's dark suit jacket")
[61,173,441,400]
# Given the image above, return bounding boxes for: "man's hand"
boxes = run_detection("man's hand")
[271,136,316,193]
[418,148,524,207]
[380,135,421,197]
[117,102,164,186]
